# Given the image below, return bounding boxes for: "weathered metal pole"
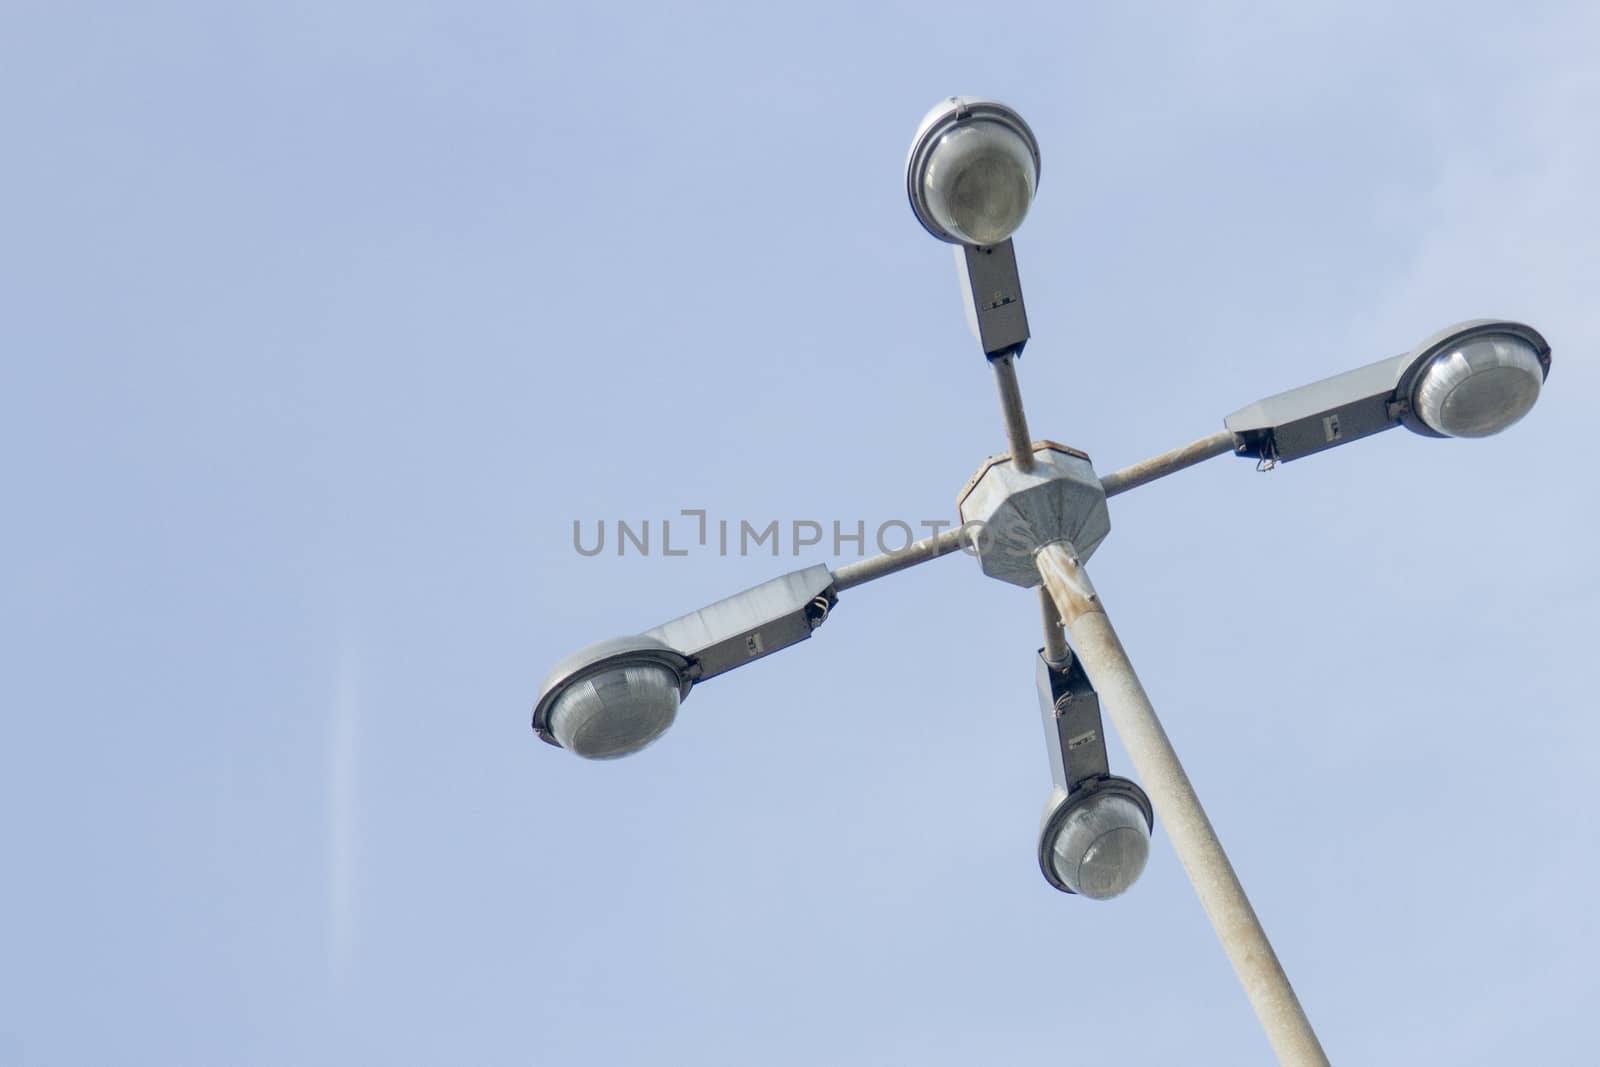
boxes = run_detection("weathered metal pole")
[991,352,1036,471]
[1036,541,1330,1067]
[1099,430,1239,498]
[1038,587,1070,666]
[830,526,967,592]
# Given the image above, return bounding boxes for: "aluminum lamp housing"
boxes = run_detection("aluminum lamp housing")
[531,635,692,759]
[1039,776,1154,899]
[906,97,1041,246]
[1396,320,1551,439]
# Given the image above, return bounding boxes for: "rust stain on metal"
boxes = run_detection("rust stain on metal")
[1035,541,1104,625]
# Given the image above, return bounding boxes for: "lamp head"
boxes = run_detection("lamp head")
[532,635,692,760]
[1039,777,1153,900]
[907,97,1040,246]
[1399,320,1551,439]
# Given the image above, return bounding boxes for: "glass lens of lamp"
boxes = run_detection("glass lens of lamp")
[1050,793,1150,900]
[548,663,680,759]
[920,120,1037,245]
[1414,334,1544,438]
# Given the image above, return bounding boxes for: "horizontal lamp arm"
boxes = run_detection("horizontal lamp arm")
[830,525,968,592]
[1098,430,1241,497]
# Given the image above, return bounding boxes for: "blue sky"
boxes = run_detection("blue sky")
[3,2,1597,1064]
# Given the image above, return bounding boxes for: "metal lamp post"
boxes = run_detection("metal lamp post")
[532,95,1552,1067]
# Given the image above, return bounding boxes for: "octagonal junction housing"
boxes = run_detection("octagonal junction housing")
[957,442,1110,587]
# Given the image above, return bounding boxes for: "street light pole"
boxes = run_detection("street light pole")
[533,92,1554,1066]
[1037,542,1330,1067]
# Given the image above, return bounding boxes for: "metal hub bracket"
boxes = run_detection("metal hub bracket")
[956,440,1110,587]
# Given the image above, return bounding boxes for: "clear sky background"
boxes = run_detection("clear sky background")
[3,2,1597,1065]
